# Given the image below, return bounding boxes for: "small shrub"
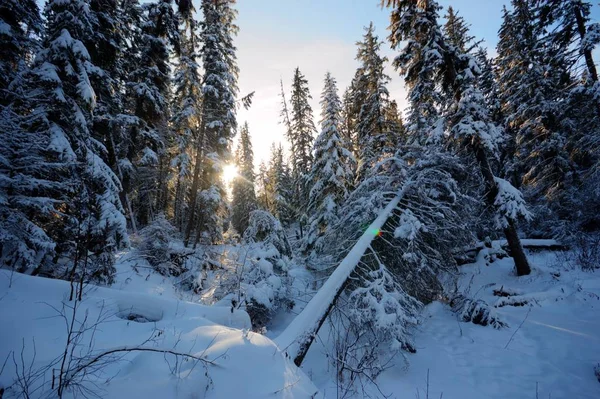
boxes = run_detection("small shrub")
[240,211,292,330]
[574,233,600,271]
[138,215,185,276]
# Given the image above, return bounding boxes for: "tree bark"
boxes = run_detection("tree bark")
[473,141,531,276]
[574,5,599,83]
[573,4,600,119]
[183,126,205,247]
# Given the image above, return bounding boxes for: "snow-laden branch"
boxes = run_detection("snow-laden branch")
[274,189,406,366]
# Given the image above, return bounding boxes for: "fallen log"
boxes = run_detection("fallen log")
[274,191,406,367]
[455,239,568,266]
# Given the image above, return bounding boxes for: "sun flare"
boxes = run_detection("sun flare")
[222,164,238,184]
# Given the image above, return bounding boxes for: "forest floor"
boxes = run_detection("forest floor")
[0,250,317,398]
[1,245,599,398]
[299,249,600,398]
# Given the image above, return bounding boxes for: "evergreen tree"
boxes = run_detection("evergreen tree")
[353,23,394,182]
[443,6,477,53]
[474,47,502,125]
[231,122,257,235]
[85,0,140,233]
[171,0,202,231]
[262,143,293,225]
[0,0,42,102]
[340,84,358,154]
[184,0,239,246]
[386,0,532,275]
[124,0,178,227]
[289,68,316,179]
[2,0,127,281]
[256,160,270,210]
[303,73,354,255]
[387,0,448,145]
[287,67,316,232]
[527,0,600,231]
[497,1,574,202]
[384,99,407,148]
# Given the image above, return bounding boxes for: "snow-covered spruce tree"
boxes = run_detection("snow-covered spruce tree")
[473,47,503,126]
[353,23,395,183]
[443,6,477,54]
[0,1,46,272]
[496,1,576,234]
[532,0,600,233]
[183,0,239,247]
[386,0,447,145]
[138,213,181,275]
[287,67,317,231]
[84,0,143,234]
[260,143,294,226]
[256,160,269,210]
[303,73,354,256]
[386,0,532,275]
[171,0,202,232]
[231,122,258,235]
[124,0,178,227]
[340,83,358,155]
[241,210,292,330]
[2,0,127,281]
[312,145,475,378]
[0,0,42,103]
[383,99,407,148]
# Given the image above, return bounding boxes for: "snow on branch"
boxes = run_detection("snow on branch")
[274,190,406,366]
[493,177,531,229]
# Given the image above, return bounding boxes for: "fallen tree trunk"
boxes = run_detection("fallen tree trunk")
[274,191,405,367]
[455,239,568,266]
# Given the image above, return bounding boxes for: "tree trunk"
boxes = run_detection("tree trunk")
[473,141,531,276]
[108,129,137,235]
[573,4,600,119]
[574,5,599,83]
[183,127,205,247]
[274,192,405,366]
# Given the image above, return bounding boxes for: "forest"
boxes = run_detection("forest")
[1,0,600,398]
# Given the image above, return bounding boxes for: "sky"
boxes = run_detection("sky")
[234,0,600,166]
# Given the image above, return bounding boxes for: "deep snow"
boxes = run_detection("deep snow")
[2,246,599,398]
[299,249,600,398]
[0,251,317,398]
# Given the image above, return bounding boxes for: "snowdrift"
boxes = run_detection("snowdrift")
[0,272,317,398]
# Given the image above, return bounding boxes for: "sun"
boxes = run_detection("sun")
[222,164,238,184]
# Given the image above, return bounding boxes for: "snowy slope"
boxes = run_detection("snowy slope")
[302,250,600,398]
[0,264,317,398]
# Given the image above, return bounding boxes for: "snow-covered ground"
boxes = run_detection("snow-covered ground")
[2,247,599,398]
[301,250,600,398]
[0,251,317,398]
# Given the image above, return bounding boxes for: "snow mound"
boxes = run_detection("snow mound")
[0,272,317,398]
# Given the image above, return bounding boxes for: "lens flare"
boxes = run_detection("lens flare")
[222,164,238,184]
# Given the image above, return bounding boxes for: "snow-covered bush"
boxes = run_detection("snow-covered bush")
[243,210,291,260]
[450,294,507,329]
[573,233,600,271]
[138,215,185,276]
[240,210,292,330]
[347,258,421,352]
